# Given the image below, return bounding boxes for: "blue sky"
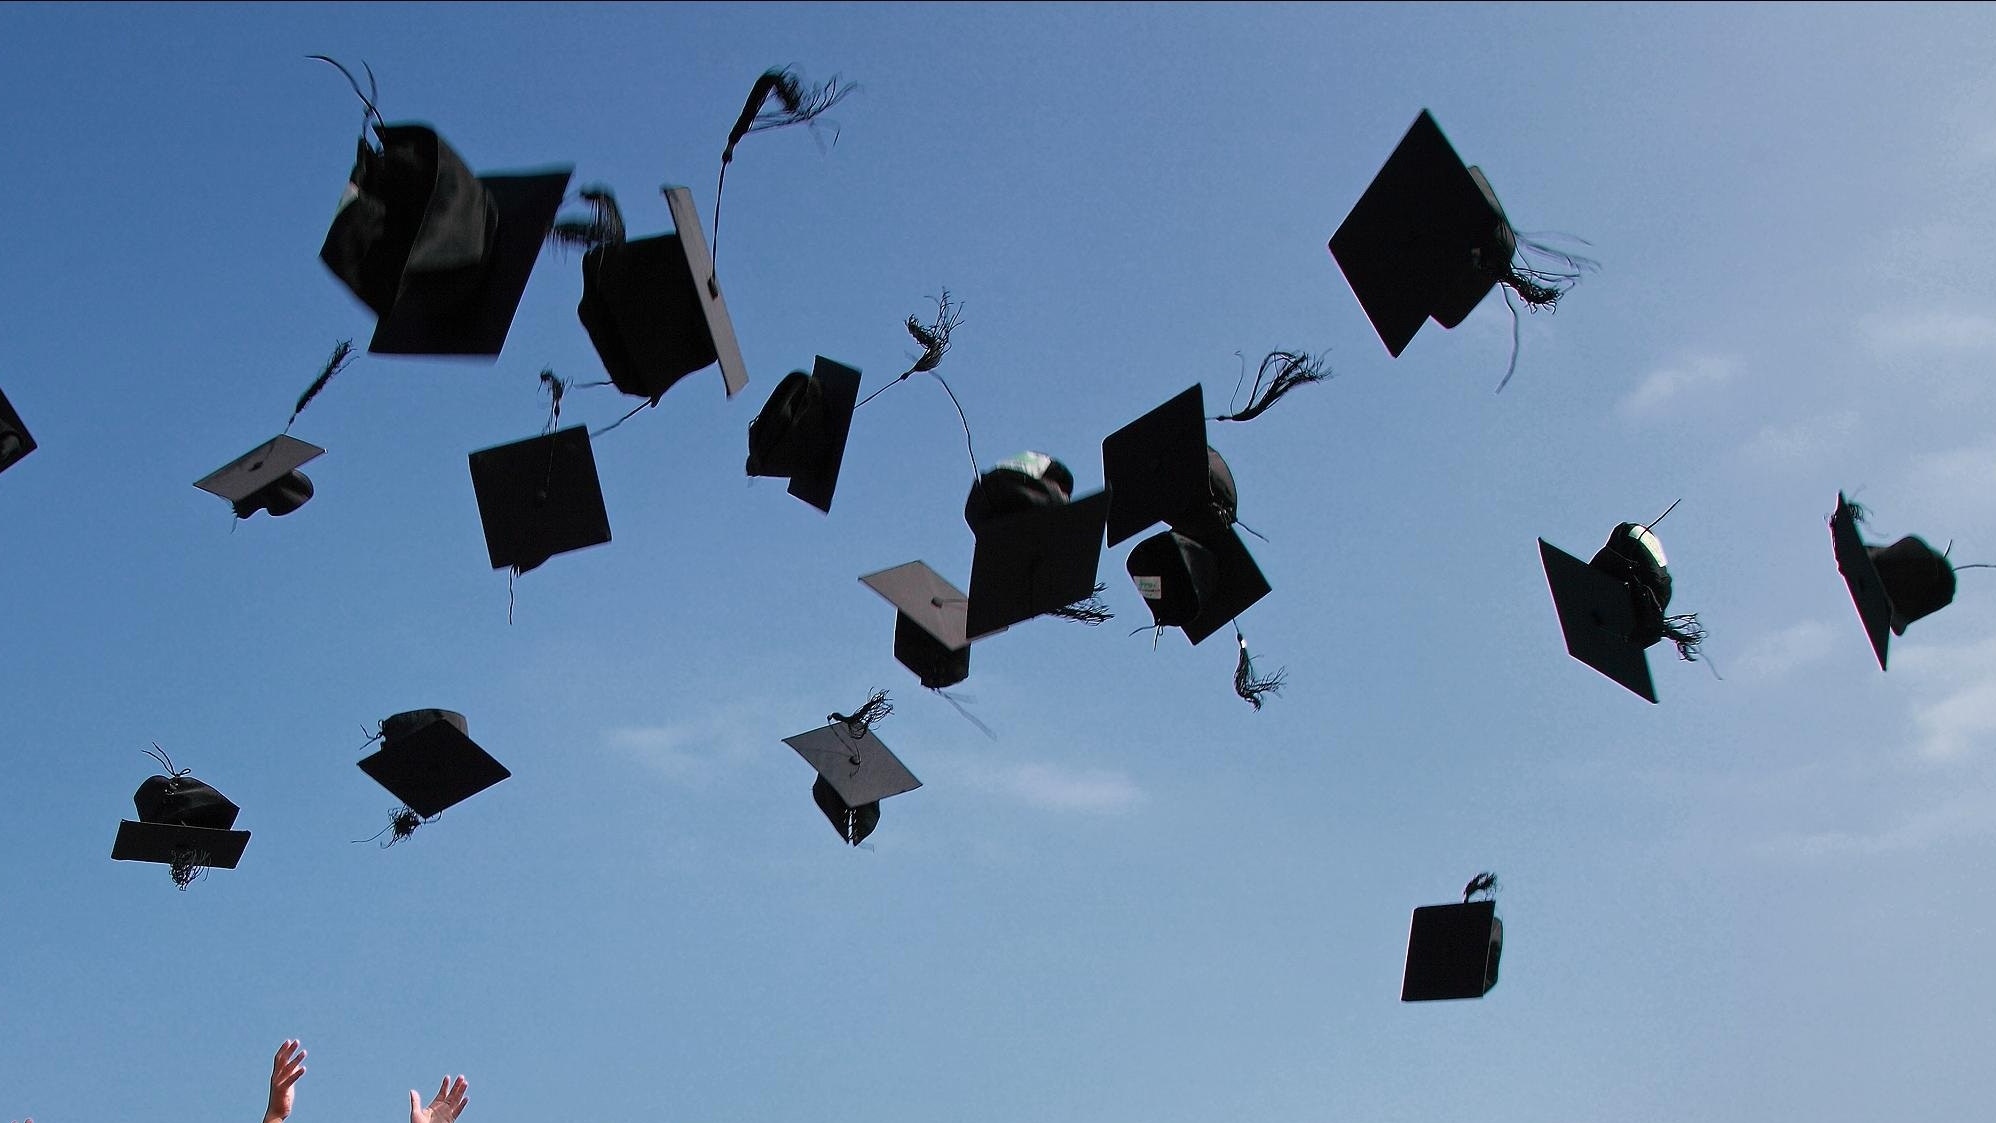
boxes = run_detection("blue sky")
[5,3,1996,1120]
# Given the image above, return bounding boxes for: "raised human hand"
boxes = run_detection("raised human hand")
[265,1040,307,1123]
[410,1075,469,1123]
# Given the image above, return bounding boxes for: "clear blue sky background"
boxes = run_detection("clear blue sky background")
[4,3,1996,1120]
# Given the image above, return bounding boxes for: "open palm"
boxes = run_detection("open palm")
[410,1075,470,1123]
[264,1040,306,1123]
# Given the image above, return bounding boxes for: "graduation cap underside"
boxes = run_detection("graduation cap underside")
[0,386,36,474]
[1402,899,1502,1002]
[750,357,861,514]
[862,561,986,687]
[1131,526,1272,646]
[966,489,1111,641]
[359,717,511,818]
[783,722,922,809]
[112,821,251,870]
[1102,384,1209,547]
[579,186,749,401]
[468,426,612,572]
[1330,110,1507,357]
[1540,538,1656,703]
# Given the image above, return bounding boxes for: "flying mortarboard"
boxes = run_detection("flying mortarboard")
[0,386,38,475]
[111,747,250,889]
[358,709,511,829]
[1540,516,1706,703]
[963,451,1076,535]
[1127,527,1271,645]
[861,561,983,689]
[784,717,920,846]
[320,115,570,358]
[1402,875,1503,1002]
[746,357,861,513]
[467,426,612,574]
[1102,386,1212,547]
[965,488,1111,640]
[194,435,324,520]
[1830,493,1959,670]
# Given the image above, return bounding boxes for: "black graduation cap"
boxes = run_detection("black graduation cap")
[1540,519,1705,704]
[1831,492,1959,670]
[784,719,921,846]
[467,426,612,574]
[963,451,1076,535]
[577,185,750,403]
[1101,386,1213,547]
[861,561,982,689]
[111,750,250,888]
[1127,527,1271,645]
[965,488,1111,641]
[321,122,570,358]
[0,386,38,475]
[1402,887,1503,1002]
[1329,110,1520,358]
[746,357,861,513]
[358,709,511,826]
[194,435,324,520]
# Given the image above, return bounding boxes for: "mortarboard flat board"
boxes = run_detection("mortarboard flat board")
[0,386,38,475]
[467,426,612,573]
[1831,492,1894,670]
[1330,110,1509,357]
[746,357,862,514]
[965,489,1111,640]
[862,561,991,686]
[784,721,922,810]
[1180,527,1272,646]
[359,711,511,818]
[1540,538,1656,703]
[343,128,572,358]
[194,435,324,519]
[112,820,252,870]
[1401,899,1503,1001]
[577,186,749,402]
[1101,385,1209,546]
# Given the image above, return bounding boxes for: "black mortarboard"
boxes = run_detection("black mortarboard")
[1330,110,1515,357]
[321,123,570,358]
[746,357,861,513]
[1831,493,1957,670]
[1402,897,1503,1002]
[965,489,1111,640]
[1101,385,1210,547]
[358,709,510,819]
[578,185,749,402]
[861,561,983,689]
[1127,526,1271,645]
[784,720,921,845]
[467,426,612,574]
[1540,537,1657,703]
[0,386,38,476]
[112,757,250,887]
[194,435,324,519]
[963,451,1076,535]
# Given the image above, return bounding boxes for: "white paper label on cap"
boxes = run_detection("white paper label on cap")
[1135,576,1163,600]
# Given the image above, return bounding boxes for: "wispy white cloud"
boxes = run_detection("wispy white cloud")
[1618,354,1739,417]
[1739,410,1860,469]
[1763,784,1996,858]
[1733,618,1837,681]
[935,755,1146,813]
[1858,308,1996,355]
[604,710,765,784]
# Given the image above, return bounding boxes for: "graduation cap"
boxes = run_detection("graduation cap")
[194,435,324,520]
[111,746,250,889]
[319,107,570,358]
[1330,111,1588,373]
[862,561,981,689]
[746,357,861,513]
[1540,515,1706,703]
[467,426,612,574]
[1831,493,1961,670]
[357,709,511,843]
[962,451,1075,534]
[784,709,919,846]
[1102,386,1212,547]
[568,186,750,405]
[1127,527,1271,646]
[1402,874,1503,1002]
[965,487,1111,640]
[0,386,36,475]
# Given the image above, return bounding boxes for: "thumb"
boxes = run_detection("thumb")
[410,1090,422,1112]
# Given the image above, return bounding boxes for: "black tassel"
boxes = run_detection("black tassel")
[1489,237,1597,393]
[352,807,438,847]
[548,185,626,252]
[722,66,854,166]
[284,339,355,433]
[1463,871,1499,902]
[1233,631,1287,711]
[1051,583,1115,626]
[169,847,207,891]
[142,742,190,780]
[830,689,894,736]
[539,368,571,433]
[1213,350,1331,423]
[1662,614,1707,662]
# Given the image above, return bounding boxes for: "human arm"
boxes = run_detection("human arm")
[410,1075,469,1123]
[264,1040,306,1123]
